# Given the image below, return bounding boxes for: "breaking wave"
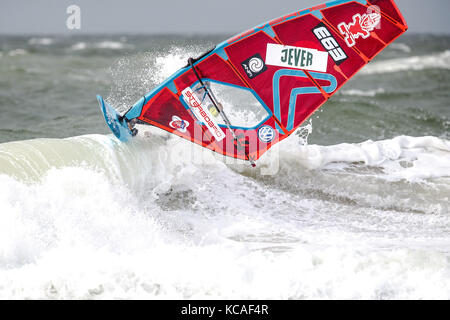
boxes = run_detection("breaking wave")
[363,50,450,74]
[7,49,28,57]
[1,33,449,300]
[340,88,386,97]
[0,133,449,299]
[28,37,55,46]
[390,43,411,53]
[70,41,134,51]
[1,133,448,184]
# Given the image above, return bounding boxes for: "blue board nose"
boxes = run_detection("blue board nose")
[97,95,133,142]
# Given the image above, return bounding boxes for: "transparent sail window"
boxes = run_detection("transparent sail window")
[191,81,269,128]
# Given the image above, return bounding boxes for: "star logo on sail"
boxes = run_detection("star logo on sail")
[169,115,189,133]
[338,11,381,47]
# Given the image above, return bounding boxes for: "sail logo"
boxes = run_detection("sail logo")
[249,57,265,73]
[181,87,225,141]
[169,115,189,133]
[258,125,275,143]
[312,23,348,65]
[338,12,381,47]
[266,44,328,73]
[241,53,267,79]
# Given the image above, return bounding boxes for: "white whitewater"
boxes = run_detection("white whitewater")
[0,131,449,299]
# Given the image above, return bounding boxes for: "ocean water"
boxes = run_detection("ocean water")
[0,34,449,299]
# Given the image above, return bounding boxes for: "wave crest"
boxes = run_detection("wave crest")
[363,50,450,74]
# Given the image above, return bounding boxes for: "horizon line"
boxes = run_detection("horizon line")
[1,31,449,37]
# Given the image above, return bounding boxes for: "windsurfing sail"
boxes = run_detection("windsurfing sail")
[97,0,407,165]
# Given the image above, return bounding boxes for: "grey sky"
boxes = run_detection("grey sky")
[0,0,449,35]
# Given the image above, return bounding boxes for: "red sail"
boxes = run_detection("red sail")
[119,0,407,163]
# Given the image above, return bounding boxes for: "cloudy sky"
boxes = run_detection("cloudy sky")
[0,0,449,35]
